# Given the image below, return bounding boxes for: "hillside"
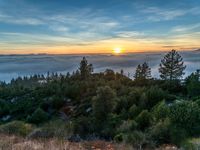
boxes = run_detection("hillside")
[0,50,200,149]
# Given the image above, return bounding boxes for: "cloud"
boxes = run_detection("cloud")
[0,12,44,25]
[114,31,145,38]
[142,7,187,21]
[171,23,200,32]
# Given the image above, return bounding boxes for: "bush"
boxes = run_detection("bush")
[169,126,188,146]
[169,101,200,135]
[145,86,167,109]
[118,120,137,133]
[181,138,200,150]
[40,119,73,138]
[0,121,34,136]
[128,104,140,119]
[136,110,152,130]
[152,101,169,121]
[72,116,94,137]
[27,108,48,124]
[92,86,117,126]
[114,133,124,143]
[149,118,171,145]
[0,100,10,117]
[124,131,146,149]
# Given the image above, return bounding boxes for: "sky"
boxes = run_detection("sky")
[0,0,200,54]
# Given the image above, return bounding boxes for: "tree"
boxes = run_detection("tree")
[92,86,117,122]
[159,50,186,80]
[169,101,200,135]
[185,70,200,97]
[27,108,48,124]
[134,62,151,80]
[79,57,93,79]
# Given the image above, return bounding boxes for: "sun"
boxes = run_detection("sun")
[113,47,122,54]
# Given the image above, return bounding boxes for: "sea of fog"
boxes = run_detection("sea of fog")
[0,51,200,83]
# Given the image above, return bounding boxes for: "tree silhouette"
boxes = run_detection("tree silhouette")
[159,50,186,80]
[79,57,93,79]
[134,62,151,80]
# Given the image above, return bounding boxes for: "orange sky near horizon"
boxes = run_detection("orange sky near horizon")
[1,38,198,55]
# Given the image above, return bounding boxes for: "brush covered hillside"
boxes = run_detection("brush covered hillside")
[0,50,200,149]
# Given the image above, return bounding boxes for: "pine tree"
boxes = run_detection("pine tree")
[141,62,151,79]
[79,57,93,79]
[159,50,186,80]
[92,86,117,122]
[134,62,151,80]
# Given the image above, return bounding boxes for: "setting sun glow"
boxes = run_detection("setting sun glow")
[113,47,122,54]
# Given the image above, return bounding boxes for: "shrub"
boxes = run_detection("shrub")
[40,119,73,138]
[181,138,200,150]
[72,116,94,137]
[0,100,10,117]
[0,121,34,136]
[92,86,117,124]
[145,86,167,109]
[118,120,137,133]
[128,104,140,119]
[169,101,200,135]
[124,131,146,149]
[149,118,171,145]
[27,108,48,124]
[114,133,124,143]
[152,101,169,121]
[136,110,152,130]
[50,96,65,110]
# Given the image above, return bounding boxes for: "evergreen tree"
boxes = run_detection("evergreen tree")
[79,57,93,79]
[159,50,186,80]
[92,86,117,122]
[134,62,151,80]
[185,70,200,97]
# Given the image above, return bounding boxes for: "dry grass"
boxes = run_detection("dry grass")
[0,134,133,150]
[0,134,179,150]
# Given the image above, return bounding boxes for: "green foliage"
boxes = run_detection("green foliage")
[27,108,49,124]
[128,104,140,119]
[169,101,200,135]
[136,110,152,130]
[41,119,73,138]
[185,70,200,97]
[0,54,200,148]
[134,62,151,81]
[143,86,167,109]
[92,86,117,122]
[114,133,124,143]
[50,95,65,110]
[181,138,200,150]
[159,49,186,80]
[169,126,188,146]
[79,57,93,79]
[0,99,10,117]
[149,118,171,145]
[124,131,147,149]
[152,101,169,121]
[72,116,94,137]
[0,121,34,136]
[118,120,137,133]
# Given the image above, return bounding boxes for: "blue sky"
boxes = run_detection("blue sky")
[0,0,200,54]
